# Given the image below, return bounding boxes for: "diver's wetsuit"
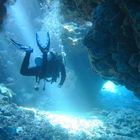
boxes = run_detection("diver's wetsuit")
[20,52,47,77]
[20,51,66,86]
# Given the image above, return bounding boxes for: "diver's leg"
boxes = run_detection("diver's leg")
[20,51,40,76]
[20,52,31,75]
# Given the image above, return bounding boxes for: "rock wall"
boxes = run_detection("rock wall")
[84,0,140,98]
[0,53,6,83]
[60,0,100,21]
[0,0,8,29]
[0,0,16,29]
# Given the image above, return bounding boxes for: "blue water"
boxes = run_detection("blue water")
[0,0,140,117]
[0,1,140,139]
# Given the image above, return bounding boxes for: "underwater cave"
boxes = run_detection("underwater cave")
[0,0,140,139]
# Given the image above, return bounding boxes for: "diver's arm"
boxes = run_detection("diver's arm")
[59,63,66,86]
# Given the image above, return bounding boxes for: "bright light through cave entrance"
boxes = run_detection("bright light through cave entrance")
[102,81,117,93]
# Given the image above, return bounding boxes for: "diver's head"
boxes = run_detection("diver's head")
[35,56,43,66]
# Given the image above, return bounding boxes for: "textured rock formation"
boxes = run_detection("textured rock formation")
[0,51,8,83]
[0,0,8,29]
[0,0,16,29]
[60,0,100,21]
[0,85,140,139]
[84,0,140,98]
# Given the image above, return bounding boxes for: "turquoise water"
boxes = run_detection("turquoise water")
[0,0,140,139]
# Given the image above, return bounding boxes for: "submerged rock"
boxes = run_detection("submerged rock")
[60,0,102,21]
[0,84,15,102]
[0,0,7,29]
[0,84,13,97]
[84,0,140,98]
[0,85,140,139]
[0,0,16,29]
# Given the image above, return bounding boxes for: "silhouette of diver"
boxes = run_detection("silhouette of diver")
[11,32,66,90]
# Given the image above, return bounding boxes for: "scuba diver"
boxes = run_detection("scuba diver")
[11,32,66,90]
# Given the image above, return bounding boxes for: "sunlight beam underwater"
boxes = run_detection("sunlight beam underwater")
[8,1,35,46]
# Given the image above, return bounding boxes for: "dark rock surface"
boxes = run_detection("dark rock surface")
[0,85,140,140]
[0,0,16,29]
[0,53,6,83]
[0,0,7,29]
[84,0,140,98]
[60,0,103,21]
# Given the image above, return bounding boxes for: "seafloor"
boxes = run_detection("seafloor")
[0,84,140,140]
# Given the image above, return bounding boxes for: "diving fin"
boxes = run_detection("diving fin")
[10,39,33,53]
[36,31,50,53]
